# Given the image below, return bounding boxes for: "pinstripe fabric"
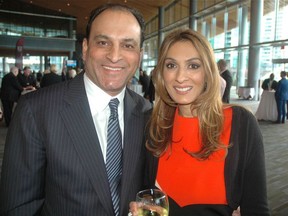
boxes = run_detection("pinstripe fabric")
[106,98,122,216]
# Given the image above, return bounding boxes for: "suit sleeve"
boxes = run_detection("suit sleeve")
[11,77,24,92]
[0,96,45,215]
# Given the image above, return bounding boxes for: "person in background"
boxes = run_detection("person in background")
[220,75,226,97]
[0,3,155,216]
[0,66,24,126]
[17,66,37,89]
[36,71,43,89]
[144,68,156,104]
[129,29,270,216]
[40,64,62,88]
[287,71,288,119]
[68,68,77,80]
[217,59,232,103]
[139,68,150,96]
[262,73,278,91]
[275,71,288,124]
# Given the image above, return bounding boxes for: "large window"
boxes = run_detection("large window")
[0,10,76,39]
[144,0,288,95]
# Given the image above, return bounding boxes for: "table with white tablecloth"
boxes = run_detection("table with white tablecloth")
[255,91,278,121]
[238,86,255,99]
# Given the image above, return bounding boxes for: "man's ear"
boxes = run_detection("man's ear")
[138,48,143,68]
[82,38,88,61]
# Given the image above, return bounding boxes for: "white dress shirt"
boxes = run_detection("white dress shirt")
[84,73,125,162]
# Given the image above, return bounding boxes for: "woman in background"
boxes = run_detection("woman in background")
[130,29,270,216]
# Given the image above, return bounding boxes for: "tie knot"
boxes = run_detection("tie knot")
[109,98,119,116]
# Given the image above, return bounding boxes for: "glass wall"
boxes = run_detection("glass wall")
[143,0,288,99]
[0,11,76,39]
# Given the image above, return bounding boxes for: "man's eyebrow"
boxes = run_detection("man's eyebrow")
[92,34,109,40]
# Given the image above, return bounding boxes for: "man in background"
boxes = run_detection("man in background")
[0,66,24,126]
[275,71,288,123]
[217,59,233,103]
[17,66,37,89]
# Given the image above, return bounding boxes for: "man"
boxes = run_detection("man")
[217,59,233,103]
[262,73,278,91]
[68,68,77,79]
[0,4,155,216]
[17,66,37,88]
[0,66,24,126]
[275,71,288,123]
[40,64,62,87]
[139,68,150,96]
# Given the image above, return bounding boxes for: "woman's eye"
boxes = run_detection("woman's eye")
[166,63,176,69]
[189,64,200,69]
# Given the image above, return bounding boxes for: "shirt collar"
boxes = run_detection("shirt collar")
[84,73,125,116]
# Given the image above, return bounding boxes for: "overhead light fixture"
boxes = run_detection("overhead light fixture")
[67,3,70,6]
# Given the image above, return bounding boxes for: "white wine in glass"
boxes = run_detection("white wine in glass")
[136,189,169,216]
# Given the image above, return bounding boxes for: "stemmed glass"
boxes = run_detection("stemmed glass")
[135,189,169,216]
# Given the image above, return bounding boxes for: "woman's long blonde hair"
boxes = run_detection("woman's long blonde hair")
[147,29,227,160]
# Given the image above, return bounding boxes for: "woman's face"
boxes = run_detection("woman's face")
[163,41,205,117]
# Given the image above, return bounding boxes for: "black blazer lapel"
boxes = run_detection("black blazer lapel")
[59,73,114,215]
[120,89,151,214]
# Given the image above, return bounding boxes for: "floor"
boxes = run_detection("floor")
[0,97,287,215]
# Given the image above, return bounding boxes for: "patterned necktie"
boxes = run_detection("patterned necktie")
[106,98,122,216]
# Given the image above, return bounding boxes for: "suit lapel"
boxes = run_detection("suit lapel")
[59,73,114,215]
[120,90,146,212]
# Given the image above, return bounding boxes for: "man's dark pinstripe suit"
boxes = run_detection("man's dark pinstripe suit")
[0,72,157,216]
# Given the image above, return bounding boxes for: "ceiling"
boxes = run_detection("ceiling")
[15,0,174,36]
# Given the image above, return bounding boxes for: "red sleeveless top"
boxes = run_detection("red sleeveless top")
[156,107,232,207]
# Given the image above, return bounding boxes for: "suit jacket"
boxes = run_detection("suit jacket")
[275,77,288,101]
[40,72,62,88]
[221,70,233,103]
[0,72,23,102]
[0,72,156,216]
[17,73,37,87]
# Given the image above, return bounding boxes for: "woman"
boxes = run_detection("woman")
[130,29,270,215]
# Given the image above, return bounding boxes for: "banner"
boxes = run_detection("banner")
[15,37,25,70]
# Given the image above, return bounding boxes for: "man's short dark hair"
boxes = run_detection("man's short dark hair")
[85,3,145,48]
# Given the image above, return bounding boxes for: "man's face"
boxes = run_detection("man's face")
[82,9,143,96]
[24,68,31,77]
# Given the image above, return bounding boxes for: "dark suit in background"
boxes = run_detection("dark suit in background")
[0,67,23,126]
[18,66,37,88]
[221,69,233,103]
[217,59,233,103]
[40,72,62,88]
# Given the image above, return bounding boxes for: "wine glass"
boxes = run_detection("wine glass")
[136,189,169,216]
